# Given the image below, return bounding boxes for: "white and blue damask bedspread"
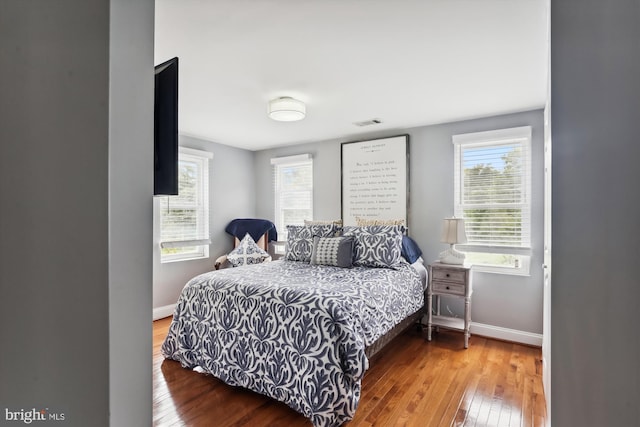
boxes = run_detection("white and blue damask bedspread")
[161,260,423,427]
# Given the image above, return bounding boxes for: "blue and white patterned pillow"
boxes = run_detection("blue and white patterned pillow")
[227,233,272,267]
[285,224,338,262]
[310,236,354,268]
[342,225,405,268]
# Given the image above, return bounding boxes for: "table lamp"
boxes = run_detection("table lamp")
[439,217,467,265]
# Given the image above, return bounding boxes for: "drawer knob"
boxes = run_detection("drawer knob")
[446,273,450,277]
[446,286,450,290]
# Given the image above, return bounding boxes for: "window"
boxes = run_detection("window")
[271,154,313,242]
[453,126,532,274]
[159,147,212,262]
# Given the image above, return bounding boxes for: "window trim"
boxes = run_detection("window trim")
[159,147,212,263]
[453,126,532,275]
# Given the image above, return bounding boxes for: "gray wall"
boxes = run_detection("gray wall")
[153,135,255,309]
[551,1,640,426]
[255,109,545,336]
[0,1,153,426]
[109,0,154,426]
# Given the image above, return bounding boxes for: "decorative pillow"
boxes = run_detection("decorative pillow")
[342,225,404,268]
[304,219,343,226]
[401,235,423,264]
[310,236,354,268]
[304,220,343,236]
[285,224,338,262]
[227,233,271,267]
[355,216,406,227]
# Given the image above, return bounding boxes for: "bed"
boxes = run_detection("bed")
[161,224,426,427]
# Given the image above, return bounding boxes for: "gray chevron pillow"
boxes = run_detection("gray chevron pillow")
[310,236,354,268]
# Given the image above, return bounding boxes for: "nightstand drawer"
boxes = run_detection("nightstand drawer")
[432,269,466,284]
[432,281,466,296]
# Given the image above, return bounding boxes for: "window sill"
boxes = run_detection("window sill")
[161,254,209,264]
[472,265,530,277]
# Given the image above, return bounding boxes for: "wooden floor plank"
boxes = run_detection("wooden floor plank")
[153,317,547,427]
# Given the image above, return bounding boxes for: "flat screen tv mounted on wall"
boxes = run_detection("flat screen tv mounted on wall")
[154,57,179,196]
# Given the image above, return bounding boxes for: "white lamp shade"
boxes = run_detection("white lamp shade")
[440,218,468,245]
[268,97,306,121]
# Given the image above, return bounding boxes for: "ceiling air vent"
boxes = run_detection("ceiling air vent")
[353,118,382,127]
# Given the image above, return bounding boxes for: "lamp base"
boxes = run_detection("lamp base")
[438,247,466,265]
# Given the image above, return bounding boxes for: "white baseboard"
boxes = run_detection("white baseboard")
[418,315,543,346]
[153,304,175,321]
[471,322,543,347]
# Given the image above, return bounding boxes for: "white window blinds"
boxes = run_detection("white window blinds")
[159,147,212,262]
[453,127,532,253]
[271,154,313,240]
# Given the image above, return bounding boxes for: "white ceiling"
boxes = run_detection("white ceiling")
[155,0,548,151]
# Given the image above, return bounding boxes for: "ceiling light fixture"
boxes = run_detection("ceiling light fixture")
[268,97,306,122]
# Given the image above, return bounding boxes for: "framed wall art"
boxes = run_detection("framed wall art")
[341,135,409,226]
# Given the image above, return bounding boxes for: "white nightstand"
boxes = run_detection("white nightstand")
[427,261,473,348]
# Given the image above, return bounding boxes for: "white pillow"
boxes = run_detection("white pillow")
[227,233,271,267]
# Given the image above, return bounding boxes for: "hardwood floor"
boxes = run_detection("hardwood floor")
[153,316,547,427]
